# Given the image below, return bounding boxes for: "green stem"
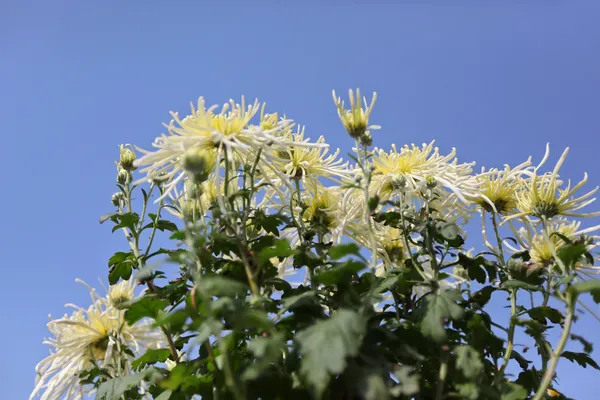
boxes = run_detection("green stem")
[435,352,448,400]
[220,339,244,400]
[532,301,575,400]
[492,211,517,381]
[121,183,179,364]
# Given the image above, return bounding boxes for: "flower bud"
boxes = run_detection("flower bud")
[182,148,216,184]
[151,171,169,186]
[111,192,124,207]
[425,175,437,189]
[359,131,373,146]
[332,89,379,139]
[117,168,130,185]
[119,144,137,171]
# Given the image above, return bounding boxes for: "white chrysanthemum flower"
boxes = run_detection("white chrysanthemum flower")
[504,144,600,222]
[266,126,352,183]
[134,97,329,201]
[353,223,406,267]
[469,159,533,215]
[371,141,477,203]
[31,280,165,400]
[332,89,380,139]
[505,219,600,269]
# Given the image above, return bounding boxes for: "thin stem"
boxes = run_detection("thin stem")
[220,339,244,400]
[435,352,448,400]
[121,183,179,364]
[356,140,378,272]
[144,188,164,257]
[497,290,517,379]
[532,300,575,400]
[492,212,517,381]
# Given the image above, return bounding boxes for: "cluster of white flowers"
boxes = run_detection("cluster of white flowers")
[32,89,600,399]
[31,279,165,400]
[132,90,600,281]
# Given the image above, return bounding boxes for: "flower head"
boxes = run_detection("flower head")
[371,141,477,203]
[270,127,351,182]
[31,280,164,400]
[332,89,379,141]
[507,145,600,221]
[470,159,532,214]
[118,144,137,171]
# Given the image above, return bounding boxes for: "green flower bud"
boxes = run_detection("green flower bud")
[359,131,373,146]
[116,168,130,185]
[119,144,137,171]
[182,148,216,184]
[151,172,169,186]
[425,175,437,189]
[111,192,124,207]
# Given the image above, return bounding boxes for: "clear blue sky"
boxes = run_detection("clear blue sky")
[2,1,600,398]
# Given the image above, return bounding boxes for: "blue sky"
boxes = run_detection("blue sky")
[2,1,600,398]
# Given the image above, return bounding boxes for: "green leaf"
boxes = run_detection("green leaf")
[571,334,594,353]
[142,219,179,233]
[99,212,118,224]
[421,290,465,342]
[557,242,588,269]
[526,306,564,325]
[469,286,496,307]
[501,280,542,291]
[170,231,186,240]
[456,383,479,400]
[297,309,367,397]
[511,351,532,370]
[109,262,133,285]
[243,333,286,381]
[561,351,600,370]
[280,291,317,313]
[256,239,294,265]
[111,212,140,233]
[500,382,528,400]
[455,345,483,379]
[438,222,459,241]
[316,260,365,285]
[198,275,248,297]
[124,296,169,325]
[458,253,494,284]
[328,243,361,260]
[96,368,161,400]
[132,348,172,371]
[390,366,420,396]
[570,280,600,303]
[155,390,173,400]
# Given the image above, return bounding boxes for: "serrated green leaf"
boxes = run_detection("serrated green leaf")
[455,345,483,379]
[438,222,459,240]
[198,275,248,297]
[316,260,365,285]
[109,262,133,285]
[155,390,172,400]
[571,334,594,353]
[501,280,542,291]
[99,212,118,224]
[124,297,169,325]
[421,290,465,342]
[500,382,528,400]
[132,348,171,371]
[297,309,366,397]
[391,366,420,396]
[328,243,361,260]
[561,351,600,370]
[96,368,161,400]
[527,306,564,325]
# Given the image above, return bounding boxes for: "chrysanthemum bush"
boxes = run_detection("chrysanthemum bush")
[33,90,600,400]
